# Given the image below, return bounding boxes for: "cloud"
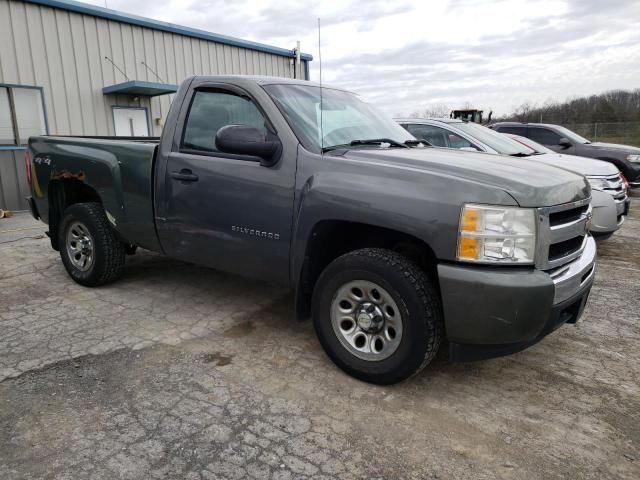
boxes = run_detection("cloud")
[87,0,640,116]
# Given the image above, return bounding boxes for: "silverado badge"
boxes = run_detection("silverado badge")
[232,225,280,240]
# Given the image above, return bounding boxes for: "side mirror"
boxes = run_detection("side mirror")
[215,125,281,166]
[558,137,572,148]
[459,146,480,152]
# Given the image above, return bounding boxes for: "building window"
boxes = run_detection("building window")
[0,85,48,146]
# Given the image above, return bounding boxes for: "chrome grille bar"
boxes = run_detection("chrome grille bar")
[596,173,628,201]
[535,197,592,271]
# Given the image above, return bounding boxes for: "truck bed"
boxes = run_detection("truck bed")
[29,135,161,251]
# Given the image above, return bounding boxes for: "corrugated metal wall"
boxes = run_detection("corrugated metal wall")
[0,0,304,210]
[0,150,28,211]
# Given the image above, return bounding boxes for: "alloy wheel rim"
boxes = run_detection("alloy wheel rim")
[330,280,403,361]
[66,221,94,272]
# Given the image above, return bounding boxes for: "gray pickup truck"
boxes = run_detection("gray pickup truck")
[27,76,596,384]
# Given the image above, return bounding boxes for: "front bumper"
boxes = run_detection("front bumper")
[439,235,596,361]
[590,190,626,234]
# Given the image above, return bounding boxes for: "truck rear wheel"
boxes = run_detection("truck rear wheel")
[312,248,443,384]
[58,202,125,287]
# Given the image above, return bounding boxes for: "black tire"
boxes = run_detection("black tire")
[312,248,443,385]
[58,202,125,287]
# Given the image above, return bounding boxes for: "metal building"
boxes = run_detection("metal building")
[0,0,312,211]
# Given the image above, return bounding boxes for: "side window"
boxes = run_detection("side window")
[528,127,562,146]
[446,131,474,149]
[405,124,449,147]
[496,126,527,136]
[182,90,267,153]
[406,124,476,150]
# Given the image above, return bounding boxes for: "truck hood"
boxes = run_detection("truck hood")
[588,142,640,154]
[531,153,619,176]
[340,147,590,207]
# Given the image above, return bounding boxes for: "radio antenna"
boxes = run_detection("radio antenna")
[318,17,324,154]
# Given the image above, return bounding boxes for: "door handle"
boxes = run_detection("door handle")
[170,169,199,182]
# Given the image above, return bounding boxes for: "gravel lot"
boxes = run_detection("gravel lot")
[1,197,639,480]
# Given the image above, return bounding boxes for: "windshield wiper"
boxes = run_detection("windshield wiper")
[322,138,410,153]
[404,139,431,147]
[350,138,410,148]
[510,152,532,157]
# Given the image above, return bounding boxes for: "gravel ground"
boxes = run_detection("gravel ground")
[0,197,638,480]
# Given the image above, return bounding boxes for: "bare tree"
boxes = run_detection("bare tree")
[409,103,451,119]
[497,88,640,124]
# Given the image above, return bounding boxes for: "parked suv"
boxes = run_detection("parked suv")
[396,117,629,237]
[489,122,640,189]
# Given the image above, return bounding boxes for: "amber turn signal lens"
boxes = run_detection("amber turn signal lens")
[458,236,478,259]
[461,207,479,232]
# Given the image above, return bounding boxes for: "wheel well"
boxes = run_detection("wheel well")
[48,179,101,250]
[295,220,439,319]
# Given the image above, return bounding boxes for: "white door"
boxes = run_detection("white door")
[113,108,149,137]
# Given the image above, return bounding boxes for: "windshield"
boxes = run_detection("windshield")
[263,84,414,153]
[552,125,591,144]
[451,122,535,156]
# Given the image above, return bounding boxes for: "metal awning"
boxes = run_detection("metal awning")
[102,80,178,96]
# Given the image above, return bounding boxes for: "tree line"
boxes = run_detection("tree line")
[407,89,640,125]
[497,88,640,124]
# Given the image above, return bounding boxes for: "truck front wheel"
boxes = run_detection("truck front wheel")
[312,248,443,384]
[58,202,125,287]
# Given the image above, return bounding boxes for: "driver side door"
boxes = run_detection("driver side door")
[156,84,297,284]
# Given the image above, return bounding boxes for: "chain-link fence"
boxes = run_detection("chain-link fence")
[564,122,640,147]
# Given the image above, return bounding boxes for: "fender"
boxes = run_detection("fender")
[291,171,460,290]
[288,144,525,292]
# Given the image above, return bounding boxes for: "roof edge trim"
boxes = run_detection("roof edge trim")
[24,0,314,61]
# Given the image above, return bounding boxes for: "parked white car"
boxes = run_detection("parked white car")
[505,133,629,236]
[396,118,630,238]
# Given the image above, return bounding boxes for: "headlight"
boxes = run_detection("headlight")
[626,154,640,163]
[457,204,536,264]
[587,176,609,191]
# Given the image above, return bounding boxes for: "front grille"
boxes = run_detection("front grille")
[600,174,627,201]
[549,236,584,261]
[536,197,591,270]
[549,205,588,226]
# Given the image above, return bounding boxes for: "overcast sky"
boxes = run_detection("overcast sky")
[90,0,640,116]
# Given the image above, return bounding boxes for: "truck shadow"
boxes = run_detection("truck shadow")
[102,246,605,393]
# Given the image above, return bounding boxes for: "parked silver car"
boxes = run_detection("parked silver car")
[396,118,630,238]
